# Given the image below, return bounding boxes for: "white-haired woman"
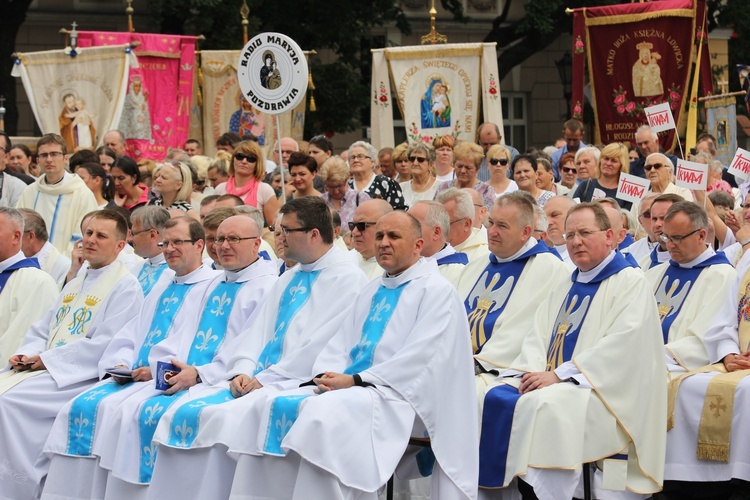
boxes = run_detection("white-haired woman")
[399,142,438,206]
[347,141,407,210]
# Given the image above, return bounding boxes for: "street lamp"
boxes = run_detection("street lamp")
[555,52,573,119]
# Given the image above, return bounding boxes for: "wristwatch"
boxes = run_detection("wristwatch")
[740,238,750,247]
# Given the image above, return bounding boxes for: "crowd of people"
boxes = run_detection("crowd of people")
[0,119,750,500]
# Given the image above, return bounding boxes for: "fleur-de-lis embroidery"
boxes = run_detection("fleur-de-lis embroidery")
[162,292,179,313]
[143,402,164,426]
[67,307,92,336]
[83,389,107,401]
[174,420,194,447]
[55,340,67,348]
[369,297,391,323]
[143,443,158,467]
[139,264,158,287]
[143,328,163,348]
[74,412,89,438]
[210,292,232,316]
[195,328,218,352]
[275,413,293,442]
[188,400,208,409]
[353,339,373,361]
[288,282,307,303]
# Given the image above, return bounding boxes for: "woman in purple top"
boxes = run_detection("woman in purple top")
[434,141,495,210]
[319,156,371,229]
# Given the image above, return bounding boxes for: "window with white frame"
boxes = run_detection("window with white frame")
[501,92,527,152]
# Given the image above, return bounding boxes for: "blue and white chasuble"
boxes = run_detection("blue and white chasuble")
[478,252,631,487]
[0,257,39,293]
[136,260,169,296]
[465,241,550,354]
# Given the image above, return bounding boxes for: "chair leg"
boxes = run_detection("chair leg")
[386,475,394,500]
[583,463,592,500]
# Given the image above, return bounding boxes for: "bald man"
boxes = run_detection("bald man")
[349,199,393,280]
[543,195,577,265]
[599,200,640,267]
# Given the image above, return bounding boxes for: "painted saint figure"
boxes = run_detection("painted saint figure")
[259,51,281,90]
[420,77,451,129]
[59,92,96,153]
[632,41,664,97]
[229,93,266,145]
[119,76,152,141]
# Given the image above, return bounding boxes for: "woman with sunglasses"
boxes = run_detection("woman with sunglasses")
[432,135,455,182]
[347,141,407,210]
[399,142,438,206]
[214,140,281,226]
[149,161,200,219]
[320,156,371,229]
[573,142,633,210]
[76,162,116,209]
[485,144,517,197]
[558,152,578,193]
[111,156,151,211]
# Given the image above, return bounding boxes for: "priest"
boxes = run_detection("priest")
[639,193,683,270]
[0,209,143,500]
[408,200,467,287]
[350,199,392,280]
[437,187,490,263]
[128,206,174,296]
[228,210,478,500]
[18,208,71,287]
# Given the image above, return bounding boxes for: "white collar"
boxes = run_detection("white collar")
[576,250,616,283]
[0,250,26,273]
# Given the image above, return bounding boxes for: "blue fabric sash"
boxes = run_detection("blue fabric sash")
[0,257,40,293]
[656,252,730,343]
[136,261,168,296]
[262,394,313,455]
[619,233,635,249]
[132,282,194,369]
[65,381,131,456]
[138,393,184,483]
[649,246,662,269]
[259,250,271,260]
[166,389,234,448]
[186,281,243,366]
[436,252,468,266]
[465,241,550,354]
[548,245,562,260]
[254,270,321,376]
[618,250,639,268]
[344,283,408,375]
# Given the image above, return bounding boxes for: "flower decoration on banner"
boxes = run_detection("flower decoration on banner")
[572,101,583,120]
[487,74,499,101]
[611,84,682,118]
[407,120,462,144]
[373,81,390,109]
[574,37,585,55]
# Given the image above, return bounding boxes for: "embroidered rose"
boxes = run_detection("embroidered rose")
[614,94,625,105]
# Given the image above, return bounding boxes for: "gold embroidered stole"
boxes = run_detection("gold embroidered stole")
[0,261,129,395]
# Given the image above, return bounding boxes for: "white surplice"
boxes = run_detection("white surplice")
[0,262,142,500]
[32,240,71,288]
[229,258,478,500]
[351,248,384,281]
[454,227,490,263]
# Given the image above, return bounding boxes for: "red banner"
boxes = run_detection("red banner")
[573,0,696,152]
[77,32,197,160]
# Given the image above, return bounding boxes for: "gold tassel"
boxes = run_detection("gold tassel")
[309,95,316,112]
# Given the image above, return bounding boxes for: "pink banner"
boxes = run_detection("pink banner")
[77,31,197,160]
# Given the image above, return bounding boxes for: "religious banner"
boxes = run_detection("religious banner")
[76,31,197,160]
[675,159,708,190]
[187,61,204,150]
[11,45,133,153]
[573,0,697,152]
[728,148,750,182]
[616,172,650,204]
[371,43,503,149]
[704,97,737,167]
[738,65,750,114]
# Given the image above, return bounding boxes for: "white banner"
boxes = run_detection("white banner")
[644,102,676,133]
[675,159,708,190]
[371,43,503,149]
[728,148,750,182]
[12,45,133,152]
[616,173,650,204]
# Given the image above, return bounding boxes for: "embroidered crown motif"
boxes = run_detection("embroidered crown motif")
[84,295,101,307]
[63,293,76,303]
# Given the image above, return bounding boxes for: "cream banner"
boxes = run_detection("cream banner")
[371,43,503,149]
[12,45,133,153]
[199,50,306,157]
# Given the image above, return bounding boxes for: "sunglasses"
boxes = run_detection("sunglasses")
[489,158,509,166]
[348,221,377,232]
[408,156,428,164]
[561,167,577,174]
[234,153,258,163]
[644,163,664,172]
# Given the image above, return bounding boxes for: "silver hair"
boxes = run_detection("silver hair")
[0,207,25,233]
[17,208,46,241]
[575,146,600,165]
[435,187,474,221]
[234,205,264,232]
[621,208,638,236]
[645,152,673,174]
[533,205,549,232]
[664,201,709,231]
[406,142,437,163]
[130,206,171,232]
[413,201,449,241]
[347,141,378,164]
[635,124,658,142]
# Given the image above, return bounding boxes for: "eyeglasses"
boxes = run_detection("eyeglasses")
[348,221,377,232]
[658,228,701,245]
[280,150,295,155]
[644,163,665,172]
[234,153,258,163]
[350,154,371,162]
[450,217,468,225]
[279,225,311,235]
[129,228,152,236]
[38,152,64,160]
[157,239,197,249]
[408,156,428,164]
[564,229,606,241]
[489,158,509,166]
[214,236,258,245]
[561,167,577,174]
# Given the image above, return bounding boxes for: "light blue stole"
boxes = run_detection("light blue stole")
[137,261,169,296]
[262,281,407,455]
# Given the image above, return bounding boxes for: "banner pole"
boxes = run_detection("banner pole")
[277,113,285,201]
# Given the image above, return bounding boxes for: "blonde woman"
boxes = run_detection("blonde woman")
[573,142,632,209]
[149,161,200,219]
[392,143,411,183]
[432,135,455,182]
[485,144,517,197]
[214,140,281,226]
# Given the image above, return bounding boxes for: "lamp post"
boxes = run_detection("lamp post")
[555,52,573,119]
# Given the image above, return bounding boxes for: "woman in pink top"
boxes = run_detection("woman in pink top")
[214,140,280,226]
